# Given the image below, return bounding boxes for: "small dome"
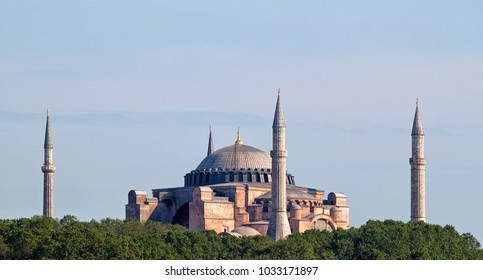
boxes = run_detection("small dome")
[290,204,302,210]
[196,143,271,171]
[231,226,261,236]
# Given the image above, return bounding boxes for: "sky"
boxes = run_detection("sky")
[1,1,483,241]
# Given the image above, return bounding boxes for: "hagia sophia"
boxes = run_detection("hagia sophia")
[125,92,350,240]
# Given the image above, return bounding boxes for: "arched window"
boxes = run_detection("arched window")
[255,172,261,182]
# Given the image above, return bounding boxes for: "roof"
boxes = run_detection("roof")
[44,110,53,149]
[231,226,261,236]
[329,192,347,198]
[273,89,285,128]
[256,188,317,201]
[412,100,424,136]
[196,142,272,171]
[129,190,147,196]
[290,204,302,210]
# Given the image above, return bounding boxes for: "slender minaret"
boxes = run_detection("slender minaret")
[41,109,56,218]
[207,124,214,156]
[410,99,426,222]
[267,89,291,240]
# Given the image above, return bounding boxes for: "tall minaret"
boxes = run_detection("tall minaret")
[41,109,56,218]
[207,124,214,156]
[267,89,291,240]
[410,99,426,222]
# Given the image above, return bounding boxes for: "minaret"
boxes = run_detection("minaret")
[267,89,291,240]
[410,99,426,222]
[41,109,56,218]
[207,124,214,156]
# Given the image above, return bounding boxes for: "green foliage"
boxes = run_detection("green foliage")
[0,216,481,260]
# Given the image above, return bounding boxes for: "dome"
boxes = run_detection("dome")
[231,226,261,236]
[196,143,272,171]
[184,134,296,187]
[290,204,302,210]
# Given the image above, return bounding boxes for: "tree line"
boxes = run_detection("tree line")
[0,216,481,260]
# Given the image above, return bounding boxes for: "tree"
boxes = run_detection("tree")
[0,217,481,260]
[462,233,481,249]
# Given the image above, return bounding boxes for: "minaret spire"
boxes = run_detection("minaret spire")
[207,124,214,156]
[273,88,285,127]
[412,99,424,136]
[410,99,426,222]
[44,109,53,149]
[267,89,291,240]
[42,109,56,218]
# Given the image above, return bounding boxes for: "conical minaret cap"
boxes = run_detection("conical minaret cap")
[44,109,53,149]
[207,124,214,156]
[411,99,424,136]
[273,88,285,128]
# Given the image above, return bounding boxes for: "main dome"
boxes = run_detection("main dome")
[196,143,272,171]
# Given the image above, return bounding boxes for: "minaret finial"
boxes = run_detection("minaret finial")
[235,126,243,145]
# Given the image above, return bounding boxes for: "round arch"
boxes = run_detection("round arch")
[172,203,189,228]
[309,214,337,232]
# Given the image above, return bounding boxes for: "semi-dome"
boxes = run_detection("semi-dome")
[231,226,261,236]
[196,143,271,171]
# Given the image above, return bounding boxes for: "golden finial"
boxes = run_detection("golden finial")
[278,87,280,96]
[416,98,419,108]
[235,127,243,145]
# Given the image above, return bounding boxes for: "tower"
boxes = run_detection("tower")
[41,109,56,218]
[410,100,426,222]
[267,89,291,240]
[207,124,214,156]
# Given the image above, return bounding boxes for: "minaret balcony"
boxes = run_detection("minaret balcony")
[42,164,56,173]
[270,151,288,158]
[409,158,426,165]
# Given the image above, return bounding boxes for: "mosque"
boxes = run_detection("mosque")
[125,92,350,239]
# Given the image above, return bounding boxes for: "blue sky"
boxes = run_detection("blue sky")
[1,1,483,241]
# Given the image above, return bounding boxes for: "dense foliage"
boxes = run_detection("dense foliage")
[0,216,481,260]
